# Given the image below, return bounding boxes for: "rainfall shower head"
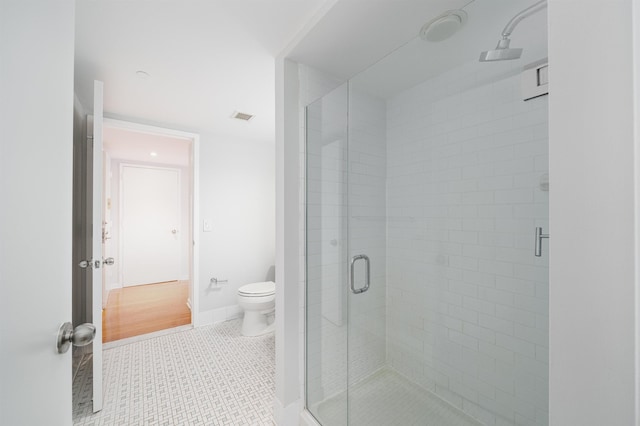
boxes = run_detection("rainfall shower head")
[479,0,546,62]
[479,38,523,62]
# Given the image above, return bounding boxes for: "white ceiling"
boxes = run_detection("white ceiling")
[350,0,548,99]
[74,0,326,143]
[103,126,191,167]
[76,0,548,146]
[290,0,547,98]
[287,0,474,81]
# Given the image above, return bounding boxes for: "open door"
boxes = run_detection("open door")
[0,2,76,423]
[88,80,105,412]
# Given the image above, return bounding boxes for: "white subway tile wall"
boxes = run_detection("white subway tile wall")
[385,60,548,425]
[346,87,388,387]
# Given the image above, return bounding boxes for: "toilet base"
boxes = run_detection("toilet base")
[241,310,275,336]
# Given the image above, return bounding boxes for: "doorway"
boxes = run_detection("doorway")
[101,119,200,343]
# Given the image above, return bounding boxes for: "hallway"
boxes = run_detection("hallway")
[73,320,275,425]
[103,280,191,343]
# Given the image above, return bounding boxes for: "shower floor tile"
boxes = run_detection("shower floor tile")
[313,369,483,426]
[73,319,275,426]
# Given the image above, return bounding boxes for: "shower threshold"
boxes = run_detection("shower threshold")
[313,368,484,426]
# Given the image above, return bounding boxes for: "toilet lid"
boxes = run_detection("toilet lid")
[238,281,275,296]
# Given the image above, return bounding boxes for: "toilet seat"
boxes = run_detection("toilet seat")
[238,281,275,297]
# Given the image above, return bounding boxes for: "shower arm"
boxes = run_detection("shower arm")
[497,0,547,48]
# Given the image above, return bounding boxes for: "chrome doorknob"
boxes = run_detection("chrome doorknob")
[57,322,96,354]
[171,229,177,234]
[103,257,115,266]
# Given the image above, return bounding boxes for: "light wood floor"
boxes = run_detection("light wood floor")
[102,280,191,343]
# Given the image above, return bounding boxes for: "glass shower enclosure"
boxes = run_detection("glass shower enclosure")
[305,2,549,425]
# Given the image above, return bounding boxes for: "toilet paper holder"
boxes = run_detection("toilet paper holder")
[210,277,228,286]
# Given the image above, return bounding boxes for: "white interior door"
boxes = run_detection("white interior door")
[90,80,104,412]
[0,2,75,424]
[121,165,180,286]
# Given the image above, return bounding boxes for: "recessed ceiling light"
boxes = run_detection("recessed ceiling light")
[136,70,151,80]
[150,152,158,157]
[231,111,254,121]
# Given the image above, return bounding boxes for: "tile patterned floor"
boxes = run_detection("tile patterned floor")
[313,368,484,426]
[73,320,275,426]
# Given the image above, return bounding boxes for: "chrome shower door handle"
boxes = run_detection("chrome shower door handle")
[535,227,549,257]
[350,254,370,294]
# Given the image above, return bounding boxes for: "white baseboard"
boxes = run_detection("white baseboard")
[273,397,302,426]
[195,304,242,327]
[299,409,321,426]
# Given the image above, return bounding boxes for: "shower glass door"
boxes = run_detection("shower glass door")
[343,14,549,424]
[306,83,350,426]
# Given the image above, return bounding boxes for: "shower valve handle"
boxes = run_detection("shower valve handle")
[535,227,549,257]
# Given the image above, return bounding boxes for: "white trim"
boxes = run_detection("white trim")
[299,409,321,426]
[633,0,640,422]
[273,397,303,426]
[103,118,200,326]
[192,134,200,328]
[196,304,243,327]
[103,118,196,141]
[275,4,344,420]
[277,0,340,58]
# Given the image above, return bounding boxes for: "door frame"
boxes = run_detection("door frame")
[103,118,200,326]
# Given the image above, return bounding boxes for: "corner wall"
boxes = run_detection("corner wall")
[548,1,637,424]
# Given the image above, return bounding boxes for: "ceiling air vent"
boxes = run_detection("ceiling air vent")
[231,111,254,121]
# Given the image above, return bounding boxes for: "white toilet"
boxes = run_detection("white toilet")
[237,281,275,336]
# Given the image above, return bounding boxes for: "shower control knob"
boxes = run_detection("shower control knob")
[56,322,96,354]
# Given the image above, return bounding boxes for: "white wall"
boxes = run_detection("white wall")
[198,132,276,324]
[347,87,388,387]
[275,58,304,424]
[548,1,637,424]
